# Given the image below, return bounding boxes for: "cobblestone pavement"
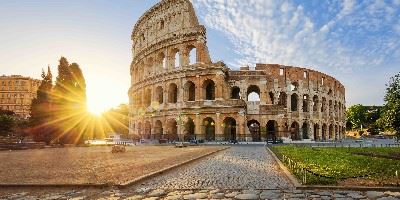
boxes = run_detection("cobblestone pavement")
[135,146,292,190]
[1,146,400,199]
[2,188,400,199]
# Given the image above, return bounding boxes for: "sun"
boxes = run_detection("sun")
[87,103,106,115]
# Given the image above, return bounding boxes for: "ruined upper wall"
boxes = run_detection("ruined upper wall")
[131,0,206,60]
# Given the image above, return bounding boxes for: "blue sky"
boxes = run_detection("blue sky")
[0,0,399,111]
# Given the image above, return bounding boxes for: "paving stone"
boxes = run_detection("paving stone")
[164,195,183,200]
[366,191,385,199]
[183,192,208,200]
[225,192,240,198]
[259,190,281,199]
[242,190,260,195]
[142,197,160,200]
[235,193,259,200]
[210,193,226,199]
[385,192,400,198]
[124,195,145,200]
[377,197,400,200]
[147,189,166,197]
[347,192,366,199]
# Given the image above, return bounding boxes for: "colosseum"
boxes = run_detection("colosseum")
[128,0,346,142]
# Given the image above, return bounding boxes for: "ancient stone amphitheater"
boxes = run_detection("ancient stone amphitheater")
[129,0,346,142]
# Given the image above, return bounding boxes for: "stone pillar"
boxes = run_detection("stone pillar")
[194,113,204,140]
[287,92,291,112]
[197,75,203,101]
[215,74,224,101]
[215,113,224,141]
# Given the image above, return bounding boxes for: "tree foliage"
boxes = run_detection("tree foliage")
[0,112,16,136]
[103,104,129,136]
[378,72,400,139]
[346,104,367,130]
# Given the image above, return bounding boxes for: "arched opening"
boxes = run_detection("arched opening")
[173,49,180,68]
[247,120,261,142]
[303,95,309,112]
[313,95,318,112]
[278,92,287,108]
[291,93,298,111]
[269,92,274,104]
[166,119,178,141]
[168,83,178,103]
[155,86,163,104]
[290,121,300,140]
[223,117,236,141]
[231,86,240,99]
[188,46,197,65]
[266,120,278,141]
[302,122,309,139]
[247,85,260,101]
[144,121,151,139]
[160,19,164,30]
[203,117,215,141]
[329,100,333,114]
[290,82,299,91]
[335,124,338,140]
[314,123,319,141]
[147,57,154,76]
[158,52,166,70]
[322,123,327,141]
[203,79,215,100]
[184,117,195,141]
[184,81,195,101]
[329,124,333,140]
[154,120,163,140]
[144,88,152,107]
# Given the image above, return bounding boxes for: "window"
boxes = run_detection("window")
[279,68,284,76]
[321,77,325,85]
[303,71,307,78]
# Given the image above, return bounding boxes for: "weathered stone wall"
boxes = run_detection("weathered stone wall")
[129,0,346,142]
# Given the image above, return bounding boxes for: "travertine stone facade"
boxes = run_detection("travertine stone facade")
[129,0,346,142]
[0,75,41,118]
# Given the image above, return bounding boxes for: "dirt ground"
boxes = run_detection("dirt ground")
[0,145,223,185]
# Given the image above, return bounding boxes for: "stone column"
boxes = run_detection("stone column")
[194,113,204,140]
[215,113,224,141]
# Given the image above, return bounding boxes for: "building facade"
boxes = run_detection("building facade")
[128,0,346,142]
[0,75,41,118]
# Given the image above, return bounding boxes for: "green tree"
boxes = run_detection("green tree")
[378,72,400,140]
[53,57,87,144]
[30,66,54,144]
[346,104,367,130]
[0,112,16,137]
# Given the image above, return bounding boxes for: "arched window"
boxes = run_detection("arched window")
[144,88,152,107]
[269,92,274,104]
[312,95,318,112]
[155,86,163,104]
[203,79,215,100]
[303,94,309,112]
[184,81,195,101]
[174,50,180,68]
[247,85,260,101]
[231,86,240,99]
[168,83,178,103]
[158,52,166,70]
[278,92,287,107]
[189,46,196,65]
[290,82,299,91]
[291,93,298,111]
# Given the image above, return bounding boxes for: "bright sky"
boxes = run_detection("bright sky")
[0,0,399,112]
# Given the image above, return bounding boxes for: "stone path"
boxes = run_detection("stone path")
[135,146,292,190]
[1,146,400,199]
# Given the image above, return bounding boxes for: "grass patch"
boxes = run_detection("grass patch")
[271,145,400,185]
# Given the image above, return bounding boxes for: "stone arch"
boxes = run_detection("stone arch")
[231,86,240,99]
[223,117,236,141]
[168,83,178,103]
[247,120,261,142]
[188,45,197,65]
[247,85,260,101]
[144,121,151,139]
[290,121,300,140]
[278,92,287,107]
[172,48,180,68]
[329,124,333,140]
[313,95,319,112]
[166,119,178,141]
[313,123,320,141]
[184,117,195,141]
[184,81,196,101]
[203,79,215,100]
[291,93,298,111]
[203,117,215,141]
[322,123,327,140]
[154,120,163,140]
[290,82,299,91]
[266,120,278,141]
[303,94,309,112]
[269,92,274,104]
[157,52,167,70]
[155,86,163,104]
[302,122,309,139]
